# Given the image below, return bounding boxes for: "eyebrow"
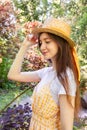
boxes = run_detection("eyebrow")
[40,38,51,41]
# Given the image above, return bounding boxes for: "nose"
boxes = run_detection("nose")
[40,42,47,51]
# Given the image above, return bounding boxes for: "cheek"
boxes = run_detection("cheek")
[54,48,58,56]
[53,45,59,54]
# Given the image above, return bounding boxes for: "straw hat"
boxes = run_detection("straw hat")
[32,17,75,47]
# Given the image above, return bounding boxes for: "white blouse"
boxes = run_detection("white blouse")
[34,67,76,105]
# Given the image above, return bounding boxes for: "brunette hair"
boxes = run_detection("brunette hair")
[38,32,81,118]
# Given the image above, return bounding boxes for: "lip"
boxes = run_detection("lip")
[42,51,48,55]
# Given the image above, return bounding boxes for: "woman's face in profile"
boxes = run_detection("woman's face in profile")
[39,33,59,60]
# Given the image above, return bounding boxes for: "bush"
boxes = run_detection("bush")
[0,57,16,89]
[0,103,32,130]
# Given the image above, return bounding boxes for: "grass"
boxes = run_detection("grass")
[0,87,33,111]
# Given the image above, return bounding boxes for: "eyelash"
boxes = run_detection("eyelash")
[46,41,50,44]
[39,41,50,47]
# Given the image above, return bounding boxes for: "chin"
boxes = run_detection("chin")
[44,57,51,60]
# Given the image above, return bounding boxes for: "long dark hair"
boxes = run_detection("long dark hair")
[38,32,81,118]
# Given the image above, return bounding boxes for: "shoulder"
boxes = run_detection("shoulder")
[66,67,76,86]
[66,67,74,78]
[35,66,52,79]
[66,67,77,96]
[58,67,77,96]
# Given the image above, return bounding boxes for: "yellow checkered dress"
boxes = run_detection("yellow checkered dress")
[29,83,61,130]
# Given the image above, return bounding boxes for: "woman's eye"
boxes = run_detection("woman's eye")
[46,41,50,44]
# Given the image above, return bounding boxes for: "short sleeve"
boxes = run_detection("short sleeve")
[58,84,66,95]
[35,67,50,79]
[58,68,77,96]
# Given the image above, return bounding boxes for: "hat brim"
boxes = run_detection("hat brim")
[32,27,75,47]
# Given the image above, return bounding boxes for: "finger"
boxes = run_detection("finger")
[27,34,34,40]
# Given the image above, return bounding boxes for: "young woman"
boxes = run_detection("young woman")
[8,17,81,130]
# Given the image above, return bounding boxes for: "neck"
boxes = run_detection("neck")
[51,58,56,70]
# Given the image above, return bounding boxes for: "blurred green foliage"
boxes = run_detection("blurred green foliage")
[0,57,16,89]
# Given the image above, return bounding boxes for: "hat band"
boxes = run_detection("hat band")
[41,26,70,37]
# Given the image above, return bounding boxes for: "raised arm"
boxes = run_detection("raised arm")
[7,36,41,83]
